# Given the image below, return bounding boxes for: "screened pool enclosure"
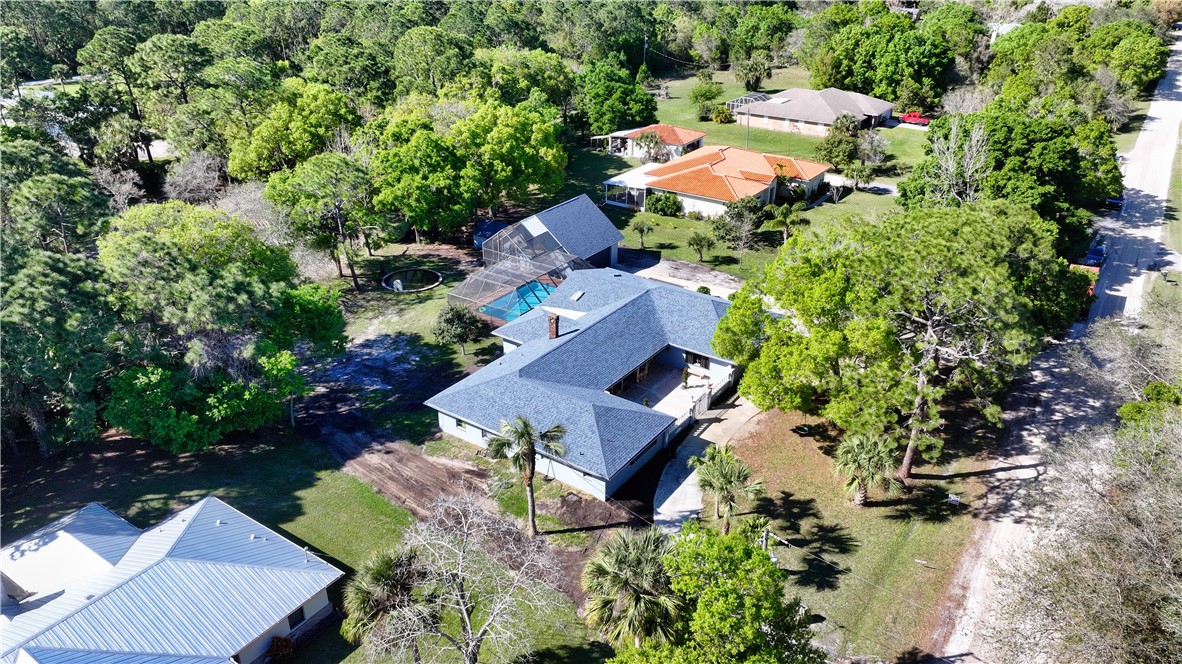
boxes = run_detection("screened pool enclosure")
[448,221,592,324]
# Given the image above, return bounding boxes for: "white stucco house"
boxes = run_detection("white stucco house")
[597,123,707,162]
[427,269,739,500]
[604,145,831,217]
[1,497,343,664]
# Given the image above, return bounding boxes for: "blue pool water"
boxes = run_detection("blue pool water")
[478,281,557,322]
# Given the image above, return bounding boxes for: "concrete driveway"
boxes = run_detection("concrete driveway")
[653,395,760,533]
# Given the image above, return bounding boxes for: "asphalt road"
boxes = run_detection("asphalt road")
[1089,29,1182,320]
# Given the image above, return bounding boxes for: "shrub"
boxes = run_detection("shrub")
[688,80,723,106]
[711,106,735,123]
[266,635,296,662]
[686,210,704,221]
[696,285,711,295]
[646,192,683,218]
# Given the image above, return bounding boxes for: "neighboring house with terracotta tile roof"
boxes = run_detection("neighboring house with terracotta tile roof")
[729,88,895,136]
[603,146,831,217]
[596,124,707,162]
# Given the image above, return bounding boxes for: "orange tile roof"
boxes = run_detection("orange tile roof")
[645,146,831,203]
[624,124,708,146]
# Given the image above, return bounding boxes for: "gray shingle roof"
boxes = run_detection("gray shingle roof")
[427,270,732,480]
[1,497,342,664]
[526,195,623,260]
[733,87,894,125]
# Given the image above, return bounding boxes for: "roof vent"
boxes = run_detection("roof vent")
[215,519,222,525]
[570,291,584,302]
[304,546,309,563]
[249,533,256,540]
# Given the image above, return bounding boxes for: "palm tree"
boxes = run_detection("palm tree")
[763,201,807,245]
[488,416,566,537]
[834,433,902,507]
[341,550,423,644]
[689,445,765,534]
[686,230,716,261]
[581,527,682,648]
[633,218,654,249]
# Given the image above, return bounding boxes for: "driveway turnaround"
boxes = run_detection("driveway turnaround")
[653,395,760,533]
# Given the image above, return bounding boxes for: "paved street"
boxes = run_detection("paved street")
[938,29,1182,663]
[1089,30,1182,319]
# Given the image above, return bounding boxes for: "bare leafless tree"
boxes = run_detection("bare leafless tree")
[984,414,1182,664]
[363,498,565,664]
[1091,68,1136,130]
[929,116,990,206]
[214,183,337,281]
[165,152,224,203]
[1068,288,1182,403]
[857,129,887,165]
[940,86,995,116]
[91,167,144,212]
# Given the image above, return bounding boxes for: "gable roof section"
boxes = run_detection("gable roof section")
[733,87,894,125]
[622,124,707,146]
[525,195,623,260]
[2,503,140,596]
[644,146,831,203]
[429,270,732,480]
[1,498,342,664]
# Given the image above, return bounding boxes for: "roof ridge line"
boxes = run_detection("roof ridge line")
[162,556,337,575]
[20,645,230,660]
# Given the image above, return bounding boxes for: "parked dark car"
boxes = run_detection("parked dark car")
[1082,243,1107,267]
[1104,195,1125,210]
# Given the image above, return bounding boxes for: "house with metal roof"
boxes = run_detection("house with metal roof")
[1,497,343,664]
[604,145,831,217]
[449,195,624,325]
[729,88,895,136]
[428,269,738,499]
[594,124,707,162]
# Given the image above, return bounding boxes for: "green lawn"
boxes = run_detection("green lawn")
[1168,140,1182,254]
[1114,97,1152,155]
[603,189,902,282]
[732,410,990,660]
[654,68,928,181]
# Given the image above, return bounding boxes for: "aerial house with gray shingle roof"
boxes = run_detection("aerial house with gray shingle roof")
[729,87,895,136]
[1,498,343,664]
[428,269,739,500]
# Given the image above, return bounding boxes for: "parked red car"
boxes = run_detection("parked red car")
[899,112,931,126]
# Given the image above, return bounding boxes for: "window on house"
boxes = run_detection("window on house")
[455,418,466,430]
[685,351,710,369]
[287,606,305,630]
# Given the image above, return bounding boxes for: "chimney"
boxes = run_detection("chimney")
[548,313,560,339]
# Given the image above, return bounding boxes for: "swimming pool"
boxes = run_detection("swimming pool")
[477,281,557,323]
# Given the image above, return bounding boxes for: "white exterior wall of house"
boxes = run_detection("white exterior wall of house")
[653,191,730,218]
[622,137,703,161]
[238,588,332,664]
[438,412,489,446]
[655,347,738,397]
[536,456,609,500]
[800,172,826,197]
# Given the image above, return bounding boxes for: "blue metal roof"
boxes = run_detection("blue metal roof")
[526,195,623,260]
[427,269,733,480]
[1,497,342,663]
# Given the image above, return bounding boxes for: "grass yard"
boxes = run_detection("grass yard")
[1167,141,1182,253]
[730,410,991,660]
[602,189,902,281]
[1114,97,1152,155]
[653,68,928,181]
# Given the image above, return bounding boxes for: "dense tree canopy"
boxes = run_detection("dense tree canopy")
[714,201,1091,478]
